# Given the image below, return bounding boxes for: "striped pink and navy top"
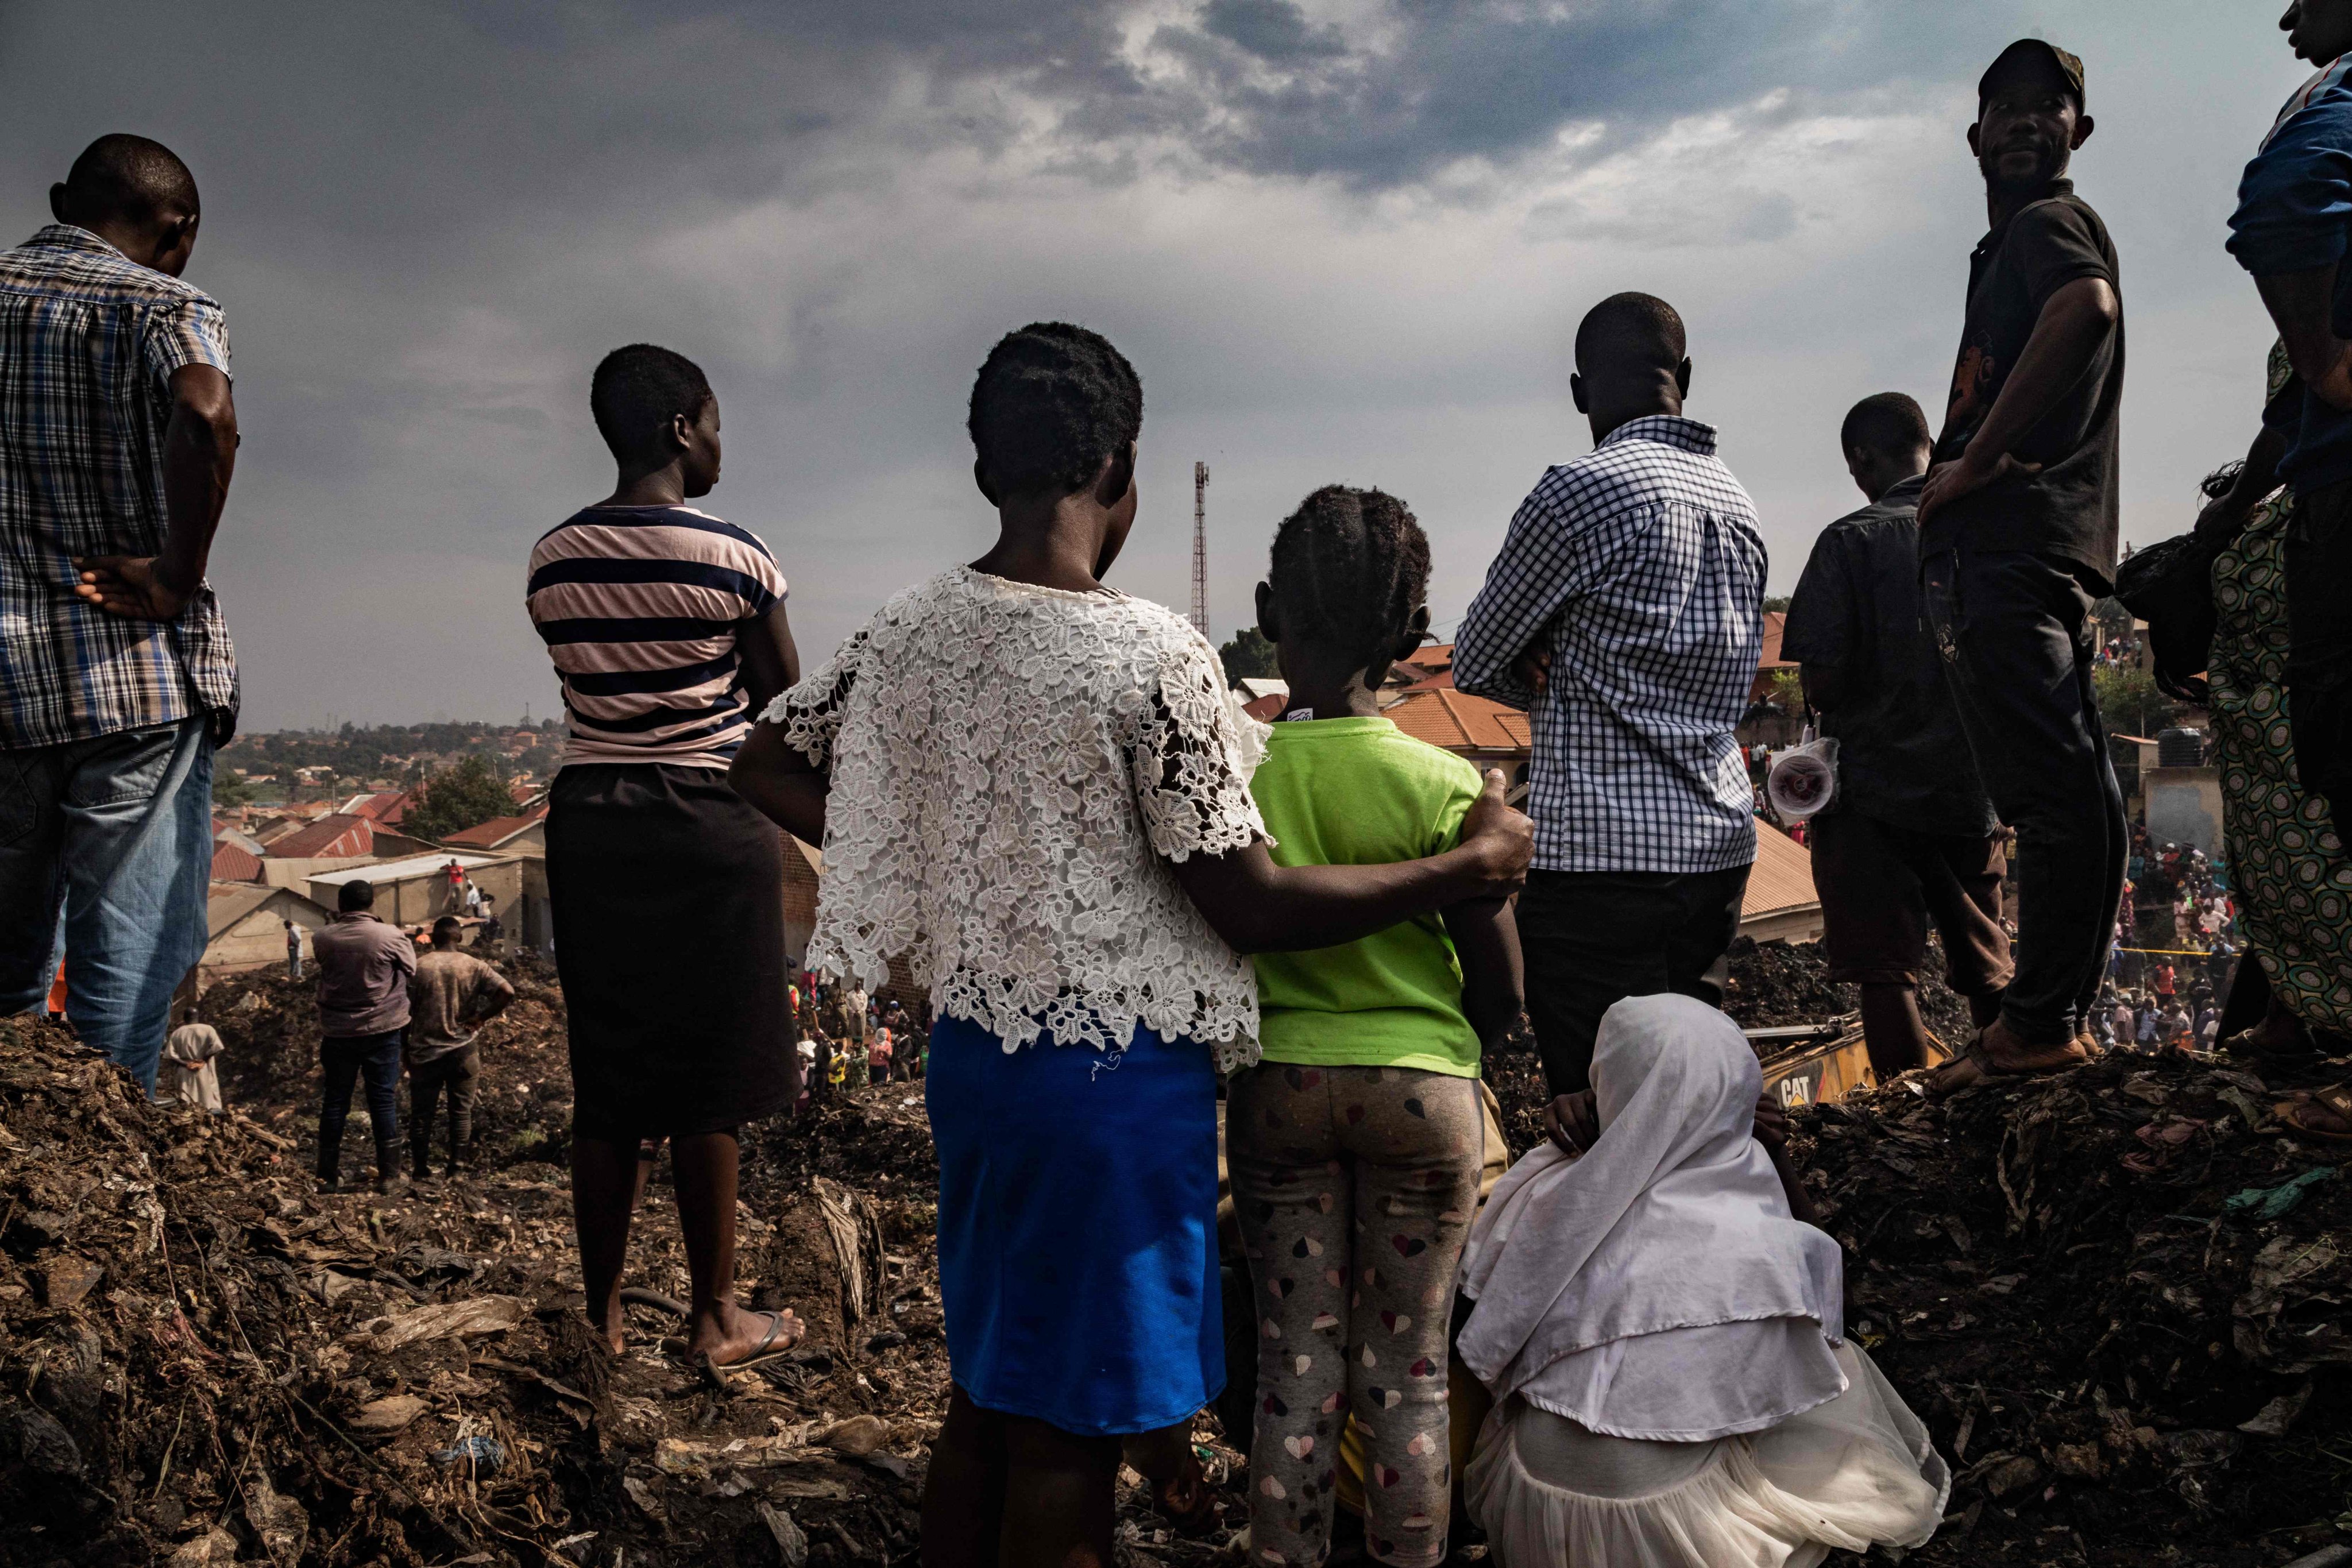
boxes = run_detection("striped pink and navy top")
[526,504,786,770]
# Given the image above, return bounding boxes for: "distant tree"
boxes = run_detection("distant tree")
[1762,596,1793,613]
[213,770,256,808]
[404,755,516,840]
[1768,667,1806,715]
[1219,627,1278,685]
[2093,663,2177,740]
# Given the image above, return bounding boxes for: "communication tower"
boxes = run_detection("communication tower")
[1191,461,1210,635]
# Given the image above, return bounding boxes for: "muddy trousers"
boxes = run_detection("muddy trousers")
[319,1030,402,1181]
[408,1044,480,1175]
[1227,1064,1484,1568]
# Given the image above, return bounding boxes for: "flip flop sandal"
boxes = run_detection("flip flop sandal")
[2272,1084,2352,1146]
[698,1310,806,1385]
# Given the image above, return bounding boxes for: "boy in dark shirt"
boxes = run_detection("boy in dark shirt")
[1783,395,2012,1076]
[1917,39,2129,1092]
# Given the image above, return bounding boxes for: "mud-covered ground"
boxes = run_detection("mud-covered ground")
[3,942,2346,1567]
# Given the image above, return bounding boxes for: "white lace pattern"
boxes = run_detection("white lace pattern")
[763,566,1269,1072]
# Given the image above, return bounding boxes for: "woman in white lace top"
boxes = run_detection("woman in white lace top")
[731,323,1530,1567]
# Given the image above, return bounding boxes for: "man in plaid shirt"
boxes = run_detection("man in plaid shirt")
[1456,293,1765,1111]
[0,136,241,1091]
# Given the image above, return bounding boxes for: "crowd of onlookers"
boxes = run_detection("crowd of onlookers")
[790,977,929,1101]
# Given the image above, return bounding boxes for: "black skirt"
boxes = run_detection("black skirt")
[546,763,799,1140]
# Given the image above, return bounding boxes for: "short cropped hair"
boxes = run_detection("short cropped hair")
[1267,486,1432,676]
[967,323,1143,498]
[1574,293,1686,376]
[61,134,198,225]
[1840,393,1931,461]
[590,344,713,464]
[432,916,463,940]
[338,879,376,913]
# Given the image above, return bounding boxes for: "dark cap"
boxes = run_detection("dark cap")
[1979,38,2085,109]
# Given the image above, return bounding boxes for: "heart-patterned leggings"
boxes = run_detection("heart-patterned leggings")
[1227,1063,1485,1568]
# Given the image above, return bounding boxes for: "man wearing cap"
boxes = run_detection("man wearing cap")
[2230,1,2352,824]
[1917,39,2128,1093]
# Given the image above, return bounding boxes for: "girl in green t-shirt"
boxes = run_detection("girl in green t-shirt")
[1231,486,1524,1568]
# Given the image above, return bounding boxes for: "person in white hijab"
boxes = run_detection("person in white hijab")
[1457,994,1947,1568]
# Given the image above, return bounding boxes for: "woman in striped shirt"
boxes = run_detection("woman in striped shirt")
[527,343,804,1374]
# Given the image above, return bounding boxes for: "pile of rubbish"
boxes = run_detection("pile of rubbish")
[0,968,1223,1568]
[1785,1047,2352,1566]
[7,942,2346,1567]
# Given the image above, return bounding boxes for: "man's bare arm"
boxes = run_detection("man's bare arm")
[75,364,237,620]
[1918,277,2118,525]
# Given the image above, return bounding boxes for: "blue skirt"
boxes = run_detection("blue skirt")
[927,1013,1224,1435]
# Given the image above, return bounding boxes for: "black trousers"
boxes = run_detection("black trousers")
[1922,546,2128,1046]
[2288,480,2352,814]
[319,1030,403,1179]
[1517,864,1751,1095]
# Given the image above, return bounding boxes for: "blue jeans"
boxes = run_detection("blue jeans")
[0,717,213,1091]
[320,1030,404,1180]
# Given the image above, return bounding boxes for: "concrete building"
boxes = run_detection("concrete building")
[2145,766,2225,858]
[201,883,332,982]
[306,852,523,928]
[783,835,822,967]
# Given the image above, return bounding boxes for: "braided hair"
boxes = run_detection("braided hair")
[1265,485,1432,680]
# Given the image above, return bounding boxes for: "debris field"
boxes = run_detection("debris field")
[2,943,2346,1566]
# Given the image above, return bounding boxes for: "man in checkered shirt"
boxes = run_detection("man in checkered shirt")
[0,137,241,1092]
[1455,293,1766,1109]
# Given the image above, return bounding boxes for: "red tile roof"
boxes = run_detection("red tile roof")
[210,841,264,882]
[1241,692,1287,723]
[1384,688,1531,755]
[264,814,374,859]
[1758,610,1794,670]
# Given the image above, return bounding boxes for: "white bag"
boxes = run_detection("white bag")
[1766,728,1839,822]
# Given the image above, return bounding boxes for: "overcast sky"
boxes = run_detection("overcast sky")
[0,1,2312,731]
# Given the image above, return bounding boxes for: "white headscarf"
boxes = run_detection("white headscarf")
[1457,994,1844,1419]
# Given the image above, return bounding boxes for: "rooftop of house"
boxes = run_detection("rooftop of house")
[440,812,543,849]
[1743,823,1820,920]
[304,851,507,888]
[262,814,374,859]
[1383,685,1531,755]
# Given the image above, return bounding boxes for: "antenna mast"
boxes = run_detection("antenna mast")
[1191,461,1210,635]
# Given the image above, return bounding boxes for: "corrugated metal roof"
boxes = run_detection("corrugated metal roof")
[264,814,375,859]
[1742,823,1820,920]
[441,814,540,849]
[305,852,507,887]
[211,842,264,882]
[205,882,326,938]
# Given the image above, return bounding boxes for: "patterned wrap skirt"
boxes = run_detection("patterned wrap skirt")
[2211,493,2352,1035]
[927,1011,1223,1435]
[546,762,800,1140]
